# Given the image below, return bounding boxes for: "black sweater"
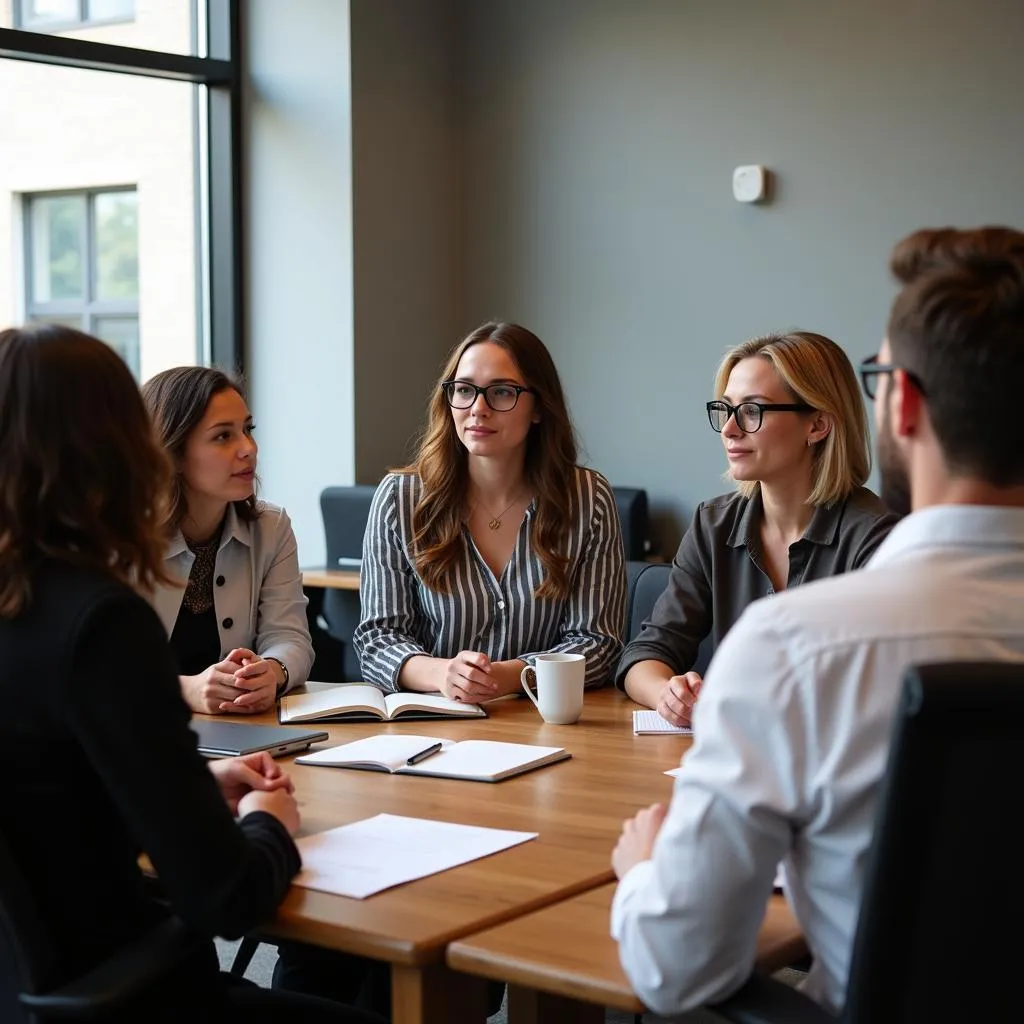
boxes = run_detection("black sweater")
[0,560,299,987]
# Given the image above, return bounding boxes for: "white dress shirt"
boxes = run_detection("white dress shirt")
[612,505,1024,1017]
[150,501,313,692]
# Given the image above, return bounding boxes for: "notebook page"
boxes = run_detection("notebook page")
[294,813,537,898]
[404,740,564,780]
[280,684,386,722]
[297,734,450,771]
[634,710,693,735]
[383,691,484,717]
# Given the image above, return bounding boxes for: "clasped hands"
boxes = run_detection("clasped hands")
[209,751,299,835]
[439,651,527,703]
[182,648,283,715]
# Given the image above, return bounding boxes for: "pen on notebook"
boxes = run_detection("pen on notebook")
[406,742,443,766]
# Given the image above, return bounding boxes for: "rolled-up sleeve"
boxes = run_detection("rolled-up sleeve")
[353,475,430,692]
[612,603,798,1015]
[519,472,626,688]
[254,507,313,691]
[615,507,713,688]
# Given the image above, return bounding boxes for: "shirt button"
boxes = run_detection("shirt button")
[497,600,506,610]
[222,617,233,629]
[216,575,225,587]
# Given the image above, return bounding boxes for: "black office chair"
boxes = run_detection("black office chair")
[703,660,1024,1023]
[625,560,713,674]
[612,487,652,561]
[0,831,199,1022]
[319,485,377,681]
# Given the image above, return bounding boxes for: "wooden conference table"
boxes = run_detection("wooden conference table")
[301,567,360,591]
[227,689,804,1023]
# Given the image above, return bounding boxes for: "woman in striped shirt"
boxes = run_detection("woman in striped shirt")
[354,321,626,699]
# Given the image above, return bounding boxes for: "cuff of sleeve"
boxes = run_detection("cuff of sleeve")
[613,645,673,691]
[237,810,301,877]
[385,644,430,693]
[610,859,656,939]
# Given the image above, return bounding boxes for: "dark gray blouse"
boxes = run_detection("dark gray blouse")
[614,486,899,687]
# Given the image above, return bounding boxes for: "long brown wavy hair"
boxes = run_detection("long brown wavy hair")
[141,365,260,533]
[401,322,578,600]
[0,324,174,617]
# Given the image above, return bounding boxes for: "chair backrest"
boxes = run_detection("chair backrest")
[624,561,713,676]
[319,485,377,680]
[320,485,377,569]
[843,660,1024,1022]
[0,831,55,1023]
[612,487,651,561]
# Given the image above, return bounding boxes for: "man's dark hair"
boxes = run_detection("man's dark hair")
[887,226,1024,485]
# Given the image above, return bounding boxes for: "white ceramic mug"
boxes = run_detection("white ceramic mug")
[520,653,586,724]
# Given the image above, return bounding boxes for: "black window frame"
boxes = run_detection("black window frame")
[0,0,244,371]
[15,0,136,33]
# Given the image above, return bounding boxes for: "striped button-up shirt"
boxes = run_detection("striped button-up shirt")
[355,466,626,692]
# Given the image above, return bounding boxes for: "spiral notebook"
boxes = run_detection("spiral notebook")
[633,709,692,735]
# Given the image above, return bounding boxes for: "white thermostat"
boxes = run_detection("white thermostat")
[732,165,768,203]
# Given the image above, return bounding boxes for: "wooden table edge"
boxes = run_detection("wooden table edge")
[263,869,617,968]
[446,891,807,1012]
[447,946,645,1013]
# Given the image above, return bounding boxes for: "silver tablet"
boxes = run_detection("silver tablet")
[190,720,329,759]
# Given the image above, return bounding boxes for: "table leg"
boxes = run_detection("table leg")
[392,962,489,1024]
[507,984,605,1024]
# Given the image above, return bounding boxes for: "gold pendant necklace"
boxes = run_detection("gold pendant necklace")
[479,494,523,531]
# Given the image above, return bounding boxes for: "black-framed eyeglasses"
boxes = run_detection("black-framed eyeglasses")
[858,355,928,401]
[441,379,534,412]
[706,400,814,434]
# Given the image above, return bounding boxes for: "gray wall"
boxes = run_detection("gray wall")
[350,0,463,482]
[245,0,464,564]
[245,0,1024,564]
[245,0,356,566]
[461,0,1024,552]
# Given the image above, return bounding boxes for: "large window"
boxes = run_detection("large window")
[26,187,140,372]
[0,1,241,377]
[15,0,134,32]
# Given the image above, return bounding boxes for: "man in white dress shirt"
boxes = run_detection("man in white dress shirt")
[610,226,1024,1017]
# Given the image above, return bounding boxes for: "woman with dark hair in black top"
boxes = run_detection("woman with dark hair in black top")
[0,324,380,1024]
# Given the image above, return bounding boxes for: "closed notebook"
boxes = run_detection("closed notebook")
[633,709,692,735]
[296,734,569,783]
[280,684,487,724]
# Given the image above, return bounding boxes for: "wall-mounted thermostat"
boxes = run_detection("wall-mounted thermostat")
[732,165,768,203]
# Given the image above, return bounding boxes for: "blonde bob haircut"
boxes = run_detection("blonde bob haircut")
[713,330,871,507]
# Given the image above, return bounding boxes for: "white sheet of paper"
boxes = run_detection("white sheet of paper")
[634,710,693,735]
[294,813,538,899]
[664,766,684,778]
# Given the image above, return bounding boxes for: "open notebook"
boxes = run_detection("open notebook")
[296,734,569,783]
[280,684,487,724]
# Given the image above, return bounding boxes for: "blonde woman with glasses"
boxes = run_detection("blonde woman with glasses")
[616,331,899,727]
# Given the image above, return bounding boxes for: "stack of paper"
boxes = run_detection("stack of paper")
[294,813,538,899]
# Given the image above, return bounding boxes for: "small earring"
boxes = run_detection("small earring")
[807,439,814,447]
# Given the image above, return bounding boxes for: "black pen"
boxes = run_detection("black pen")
[406,741,444,766]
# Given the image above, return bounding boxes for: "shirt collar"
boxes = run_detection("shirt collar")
[868,504,1024,568]
[727,489,848,549]
[166,502,252,558]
